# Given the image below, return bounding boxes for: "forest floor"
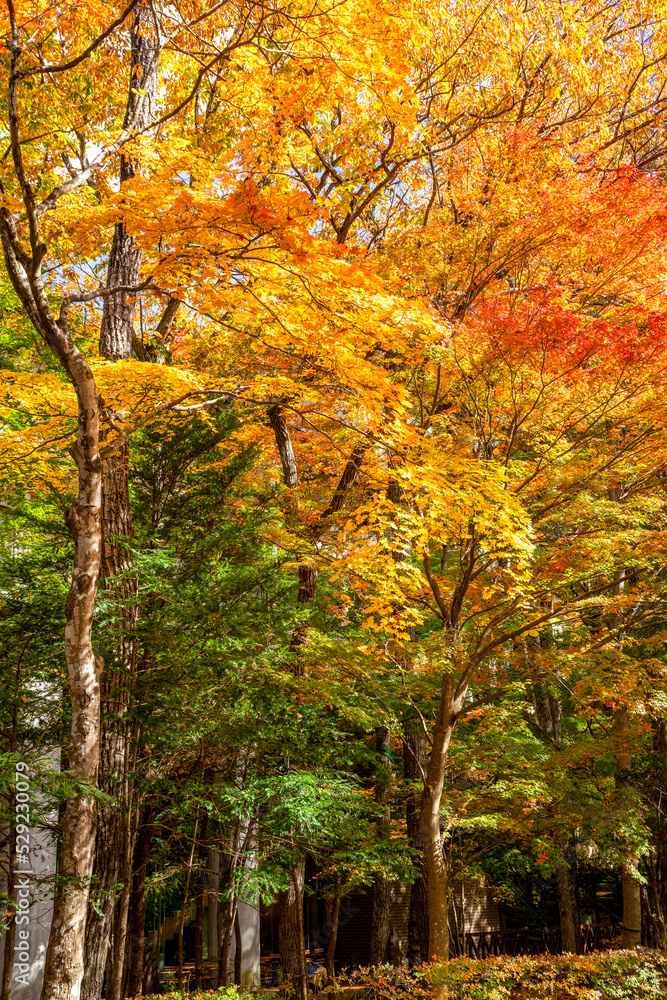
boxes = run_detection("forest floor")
[150,948,667,1000]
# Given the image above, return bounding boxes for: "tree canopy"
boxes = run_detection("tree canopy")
[4,1,667,998]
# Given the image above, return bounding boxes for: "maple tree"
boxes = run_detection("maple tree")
[6,0,667,994]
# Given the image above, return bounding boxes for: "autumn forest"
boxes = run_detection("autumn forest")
[4,1,667,998]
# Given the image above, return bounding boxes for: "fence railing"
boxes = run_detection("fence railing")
[449,923,622,959]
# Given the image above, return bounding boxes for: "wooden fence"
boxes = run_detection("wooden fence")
[449,923,622,959]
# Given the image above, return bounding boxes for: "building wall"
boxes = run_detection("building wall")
[331,878,502,968]
[0,825,57,1000]
[451,878,503,937]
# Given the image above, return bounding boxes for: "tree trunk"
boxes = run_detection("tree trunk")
[647,851,667,950]
[404,717,428,965]
[108,872,132,1000]
[216,825,241,989]
[40,514,102,1000]
[621,868,642,949]
[556,861,579,954]
[530,685,580,954]
[208,849,220,963]
[81,715,137,1000]
[177,821,198,989]
[370,879,390,967]
[194,876,204,989]
[81,797,129,1000]
[279,862,308,1000]
[1,11,120,999]
[127,815,156,998]
[615,708,641,949]
[82,9,159,997]
[268,406,298,488]
[233,909,242,985]
[194,816,208,989]
[422,832,449,963]
[99,1,158,362]
[419,671,464,962]
[40,406,102,1000]
[370,728,391,966]
[217,892,238,988]
[324,890,341,979]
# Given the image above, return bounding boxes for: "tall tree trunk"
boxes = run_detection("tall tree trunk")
[404,717,428,965]
[324,887,341,979]
[233,909,242,985]
[109,873,133,1000]
[108,779,140,1000]
[177,821,198,989]
[530,681,581,954]
[556,860,579,954]
[82,10,159,997]
[127,814,156,998]
[39,346,102,1000]
[81,793,130,1000]
[208,849,220,964]
[647,850,667,950]
[194,875,204,989]
[1,803,16,1000]
[601,533,642,950]
[99,1,158,362]
[370,728,391,966]
[194,816,208,989]
[217,821,241,989]
[217,892,238,988]
[40,448,102,1000]
[615,707,642,949]
[279,863,308,1000]
[419,671,465,962]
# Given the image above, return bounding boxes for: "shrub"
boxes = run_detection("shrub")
[429,951,667,1000]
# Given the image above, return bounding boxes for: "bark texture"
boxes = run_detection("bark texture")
[404,718,429,964]
[217,888,238,988]
[324,889,341,978]
[126,814,156,998]
[531,683,580,953]
[208,848,220,962]
[216,819,245,988]
[82,9,159,996]
[194,816,208,989]
[419,670,465,961]
[279,863,308,1000]
[268,406,298,488]
[0,208,105,999]
[42,465,102,1000]
[177,822,198,989]
[233,910,242,984]
[99,1,158,361]
[616,707,642,949]
[556,859,579,954]
[370,728,391,966]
